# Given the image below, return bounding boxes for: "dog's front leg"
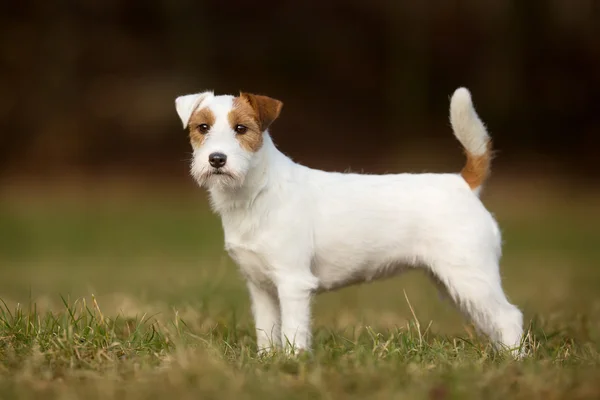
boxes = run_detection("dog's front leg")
[247,281,281,353]
[277,276,316,354]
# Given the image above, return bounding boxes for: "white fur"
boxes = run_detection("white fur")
[175,87,524,355]
[450,88,490,156]
[175,91,214,128]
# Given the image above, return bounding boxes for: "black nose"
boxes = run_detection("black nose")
[208,152,227,168]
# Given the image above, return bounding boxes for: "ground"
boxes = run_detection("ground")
[0,180,599,399]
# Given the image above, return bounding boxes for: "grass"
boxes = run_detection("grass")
[0,181,599,399]
[1,297,599,399]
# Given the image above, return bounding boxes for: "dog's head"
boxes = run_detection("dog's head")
[175,91,283,190]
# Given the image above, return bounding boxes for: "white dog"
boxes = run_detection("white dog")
[174,88,523,355]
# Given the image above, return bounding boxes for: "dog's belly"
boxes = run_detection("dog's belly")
[312,251,414,292]
[311,218,421,292]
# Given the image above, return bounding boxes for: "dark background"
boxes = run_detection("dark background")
[1,0,598,186]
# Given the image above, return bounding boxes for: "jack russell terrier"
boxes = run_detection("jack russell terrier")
[174,87,523,355]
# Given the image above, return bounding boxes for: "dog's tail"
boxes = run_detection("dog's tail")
[450,87,492,195]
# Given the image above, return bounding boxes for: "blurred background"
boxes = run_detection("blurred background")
[0,1,598,336]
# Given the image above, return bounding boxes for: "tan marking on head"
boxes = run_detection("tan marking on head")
[239,93,283,132]
[229,93,283,152]
[461,140,493,189]
[187,107,215,147]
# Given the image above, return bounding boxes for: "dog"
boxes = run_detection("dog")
[174,88,523,355]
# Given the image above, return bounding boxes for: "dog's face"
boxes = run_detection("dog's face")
[175,92,283,190]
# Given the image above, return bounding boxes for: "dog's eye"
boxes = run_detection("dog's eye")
[234,124,248,134]
[197,124,210,134]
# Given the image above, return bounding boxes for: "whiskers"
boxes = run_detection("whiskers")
[181,152,195,164]
[191,164,244,191]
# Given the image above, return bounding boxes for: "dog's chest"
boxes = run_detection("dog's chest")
[221,212,275,290]
[227,244,274,290]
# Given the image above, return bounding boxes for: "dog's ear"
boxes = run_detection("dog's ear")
[175,91,214,128]
[240,93,283,132]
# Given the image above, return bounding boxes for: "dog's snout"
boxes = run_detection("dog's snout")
[209,152,227,168]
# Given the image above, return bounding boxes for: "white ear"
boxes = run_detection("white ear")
[175,91,214,128]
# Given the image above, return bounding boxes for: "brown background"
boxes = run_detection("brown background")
[0,0,598,188]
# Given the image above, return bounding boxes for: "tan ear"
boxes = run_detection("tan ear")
[240,93,283,132]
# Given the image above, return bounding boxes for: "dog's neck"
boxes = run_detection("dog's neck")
[208,134,290,215]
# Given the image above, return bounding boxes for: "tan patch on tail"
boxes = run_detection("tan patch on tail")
[188,107,216,147]
[461,140,492,190]
[229,93,283,152]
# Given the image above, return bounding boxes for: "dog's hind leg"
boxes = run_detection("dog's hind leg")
[427,258,524,356]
